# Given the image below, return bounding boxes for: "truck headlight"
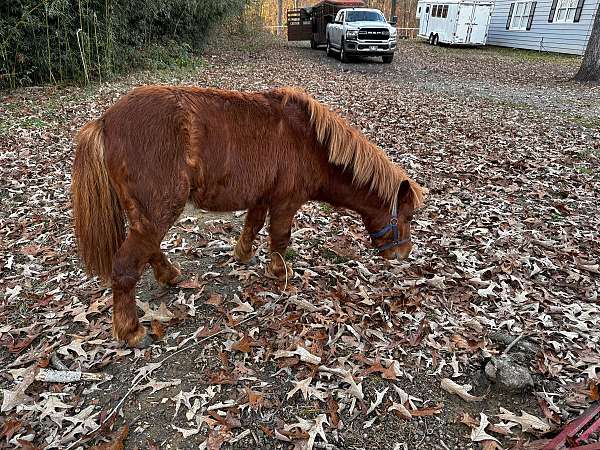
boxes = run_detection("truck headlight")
[346,30,358,40]
[390,29,397,39]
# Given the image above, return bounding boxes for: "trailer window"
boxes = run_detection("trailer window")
[432,5,438,16]
[442,5,448,17]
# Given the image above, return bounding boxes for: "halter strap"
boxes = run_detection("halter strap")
[369,193,410,251]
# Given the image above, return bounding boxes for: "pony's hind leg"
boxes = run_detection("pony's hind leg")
[111,229,157,347]
[234,205,268,263]
[150,251,181,285]
[266,204,297,280]
[112,191,187,347]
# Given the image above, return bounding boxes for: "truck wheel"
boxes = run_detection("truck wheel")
[433,34,439,46]
[382,54,394,64]
[326,39,333,57]
[340,40,350,63]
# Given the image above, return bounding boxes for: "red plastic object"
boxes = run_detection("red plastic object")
[543,402,600,449]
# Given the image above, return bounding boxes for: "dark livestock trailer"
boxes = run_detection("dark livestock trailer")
[287,0,365,48]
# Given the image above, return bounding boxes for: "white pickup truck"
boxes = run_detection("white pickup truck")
[325,8,397,63]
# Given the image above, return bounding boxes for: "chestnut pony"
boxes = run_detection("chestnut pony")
[72,86,424,347]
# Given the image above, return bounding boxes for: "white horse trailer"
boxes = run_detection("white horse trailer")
[416,0,493,46]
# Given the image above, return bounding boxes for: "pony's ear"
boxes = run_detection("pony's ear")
[397,179,412,203]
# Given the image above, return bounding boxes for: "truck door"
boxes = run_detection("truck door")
[455,4,475,43]
[469,4,492,44]
[332,10,344,47]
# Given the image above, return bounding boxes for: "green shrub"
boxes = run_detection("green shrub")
[0,0,247,89]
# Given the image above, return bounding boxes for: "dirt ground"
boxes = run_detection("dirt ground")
[1,37,599,449]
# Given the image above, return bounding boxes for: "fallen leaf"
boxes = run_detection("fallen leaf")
[172,424,200,438]
[245,387,265,409]
[589,380,599,401]
[137,301,174,323]
[388,402,412,419]
[410,403,444,417]
[0,418,22,441]
[536,396,561,424]
[481,441,503,450]
[1,365,38,412]
[327,396,340,428]
[460,411,480,428]
[274,347,321,365]
[231,335,253,353]
[441,378,483,402]
[178,277,204,289]
[151,320,166,339]
[497,408,551,434]
[206,293,224,307]
[90,424,128,450]
[367,387,388,415]
[471,413,500,443]
[206,425,231,450]
[287,377,312,400]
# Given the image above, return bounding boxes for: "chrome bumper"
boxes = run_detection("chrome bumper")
[344,39,397,53]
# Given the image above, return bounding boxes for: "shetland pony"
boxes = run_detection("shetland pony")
[72,86,424,347]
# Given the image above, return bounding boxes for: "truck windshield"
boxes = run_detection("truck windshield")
[345,11,386,22]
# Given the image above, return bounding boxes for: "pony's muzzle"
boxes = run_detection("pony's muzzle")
[380,242,412,261]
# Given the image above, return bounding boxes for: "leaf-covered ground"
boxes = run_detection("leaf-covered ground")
[1,38,599,449]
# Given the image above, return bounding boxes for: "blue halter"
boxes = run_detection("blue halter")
[369,196,410,251]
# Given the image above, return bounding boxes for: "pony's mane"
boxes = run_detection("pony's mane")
[274,88,424,210]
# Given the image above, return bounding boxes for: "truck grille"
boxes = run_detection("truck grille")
[358,28,390,40]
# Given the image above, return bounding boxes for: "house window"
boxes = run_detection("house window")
[510,1,533,29]
[554,0,578,21]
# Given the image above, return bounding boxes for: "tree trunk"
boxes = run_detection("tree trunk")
[575,3,600,82]
[277,0,283,36]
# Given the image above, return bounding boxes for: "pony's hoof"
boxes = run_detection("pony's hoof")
[155,264,182,286]
[125,326,154,348]
[265,262,294,281]
[163,270,183,287]
[234,243,255,264]
[134,333,154,349]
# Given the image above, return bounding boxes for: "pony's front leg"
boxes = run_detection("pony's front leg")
[234,205,268,263]
[266,205,297,280]
[111,230,154,348]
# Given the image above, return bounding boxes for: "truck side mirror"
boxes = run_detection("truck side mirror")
[389,15,398,25]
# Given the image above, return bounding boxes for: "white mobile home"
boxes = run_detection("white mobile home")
[416,0,494,45]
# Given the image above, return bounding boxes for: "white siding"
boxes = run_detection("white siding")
[487,0,599,54]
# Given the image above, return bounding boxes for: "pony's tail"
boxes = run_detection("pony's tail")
[72,119,125,282]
